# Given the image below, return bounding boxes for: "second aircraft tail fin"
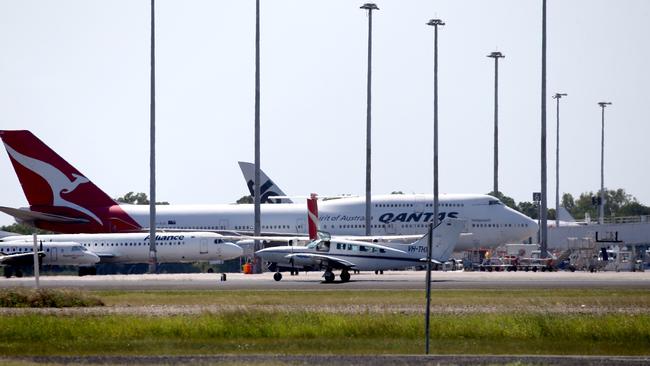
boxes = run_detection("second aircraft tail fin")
[238,161,293,204]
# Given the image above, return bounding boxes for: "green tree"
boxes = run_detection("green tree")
[115,192,169,205]
[236,195,253,204]
[618,202,650,216]
[516,201,539,219]
[561,193,576,214]
[561,188,650,220]
[0,223,53,235]
[487,191,517,210]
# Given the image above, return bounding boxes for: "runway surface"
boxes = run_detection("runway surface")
[1,270,649,290]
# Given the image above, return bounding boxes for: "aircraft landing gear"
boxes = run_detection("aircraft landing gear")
[4,267,13,278]
[78,267,97,276]
[340,270,351,282]
[323,271,335,283]
[273,272,283,281]
[15,269,23,278]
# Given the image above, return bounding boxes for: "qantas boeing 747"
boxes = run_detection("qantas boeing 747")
[0,130,537,250]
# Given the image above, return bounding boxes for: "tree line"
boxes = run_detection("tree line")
[489,188,650,220]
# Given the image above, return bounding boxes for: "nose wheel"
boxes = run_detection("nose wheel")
[340,270,351,282]
[273,272,283,281]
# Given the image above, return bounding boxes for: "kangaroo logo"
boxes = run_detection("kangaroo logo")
[246,179,281,203]
[4,145,103,225]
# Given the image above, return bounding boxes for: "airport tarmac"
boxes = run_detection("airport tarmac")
[1,270,649,290]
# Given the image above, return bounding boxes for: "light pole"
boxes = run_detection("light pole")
[553,93,567,228]
[148,0,157,273]
[540,0,548,259]
[598,101,612,225]
[487,51,504,196]
[425,17,444,356]
[361,3,378,237]
[253,0,262,273]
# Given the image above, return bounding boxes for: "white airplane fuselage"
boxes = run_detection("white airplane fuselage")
[1,232,243,264]
[118,194,537,250]
[0,242,100,266]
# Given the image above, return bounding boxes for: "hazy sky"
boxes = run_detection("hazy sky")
[1,0,649,226]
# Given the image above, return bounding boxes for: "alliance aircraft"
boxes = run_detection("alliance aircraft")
[256,218,466,282]
[0,130,537,250]
[1,231,243,275]
[1,241,100,277]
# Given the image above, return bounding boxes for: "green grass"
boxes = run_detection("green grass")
[0,312,648,356]
[0,289,104,308]
[95,288,650,308]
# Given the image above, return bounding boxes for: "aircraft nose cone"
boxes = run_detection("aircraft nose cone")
[222,242,243,260]
[87,252,101,264]
[527,218,539,237]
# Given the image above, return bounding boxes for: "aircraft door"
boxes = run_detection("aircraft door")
[219,219,229,230]
[200,239,208,254]
[50,247,58,262]
[385,223,397,235]
[296,219,306,233]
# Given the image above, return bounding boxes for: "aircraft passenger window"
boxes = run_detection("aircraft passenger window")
[359,246,368,252]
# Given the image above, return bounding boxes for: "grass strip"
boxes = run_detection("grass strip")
[95,289,650,307]
[0,312,648,356]
[0,289,103,308]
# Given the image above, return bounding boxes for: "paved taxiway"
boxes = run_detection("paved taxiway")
[1,270,649,290]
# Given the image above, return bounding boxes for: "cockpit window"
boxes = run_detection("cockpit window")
[306,240,320,250]
[305,240,330,252]
[488,200,502,205]
[214,239,223,244]
[72,246,85,252]
[316,241,330,252]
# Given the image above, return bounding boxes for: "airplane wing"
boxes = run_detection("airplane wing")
[419,257,443,264]
[0,251,45,266]
[340,234,422,243]
[340,232,473,243]
[0,206,88,224]
[284,253,357,270]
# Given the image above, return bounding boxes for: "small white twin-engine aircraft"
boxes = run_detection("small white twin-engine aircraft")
[0,241,100,278]
[255,218,466,283]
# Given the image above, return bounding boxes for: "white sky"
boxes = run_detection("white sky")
[1,0,649,226]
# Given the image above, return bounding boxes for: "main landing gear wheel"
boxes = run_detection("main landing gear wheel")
[4,267,13,278]
[273,272,283,281]
[15,269,23,278]
[323,271,335,283]
[340,271,351,282]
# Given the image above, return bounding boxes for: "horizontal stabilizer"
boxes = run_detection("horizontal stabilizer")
[420,257,442,264]
[0,206,89,224]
